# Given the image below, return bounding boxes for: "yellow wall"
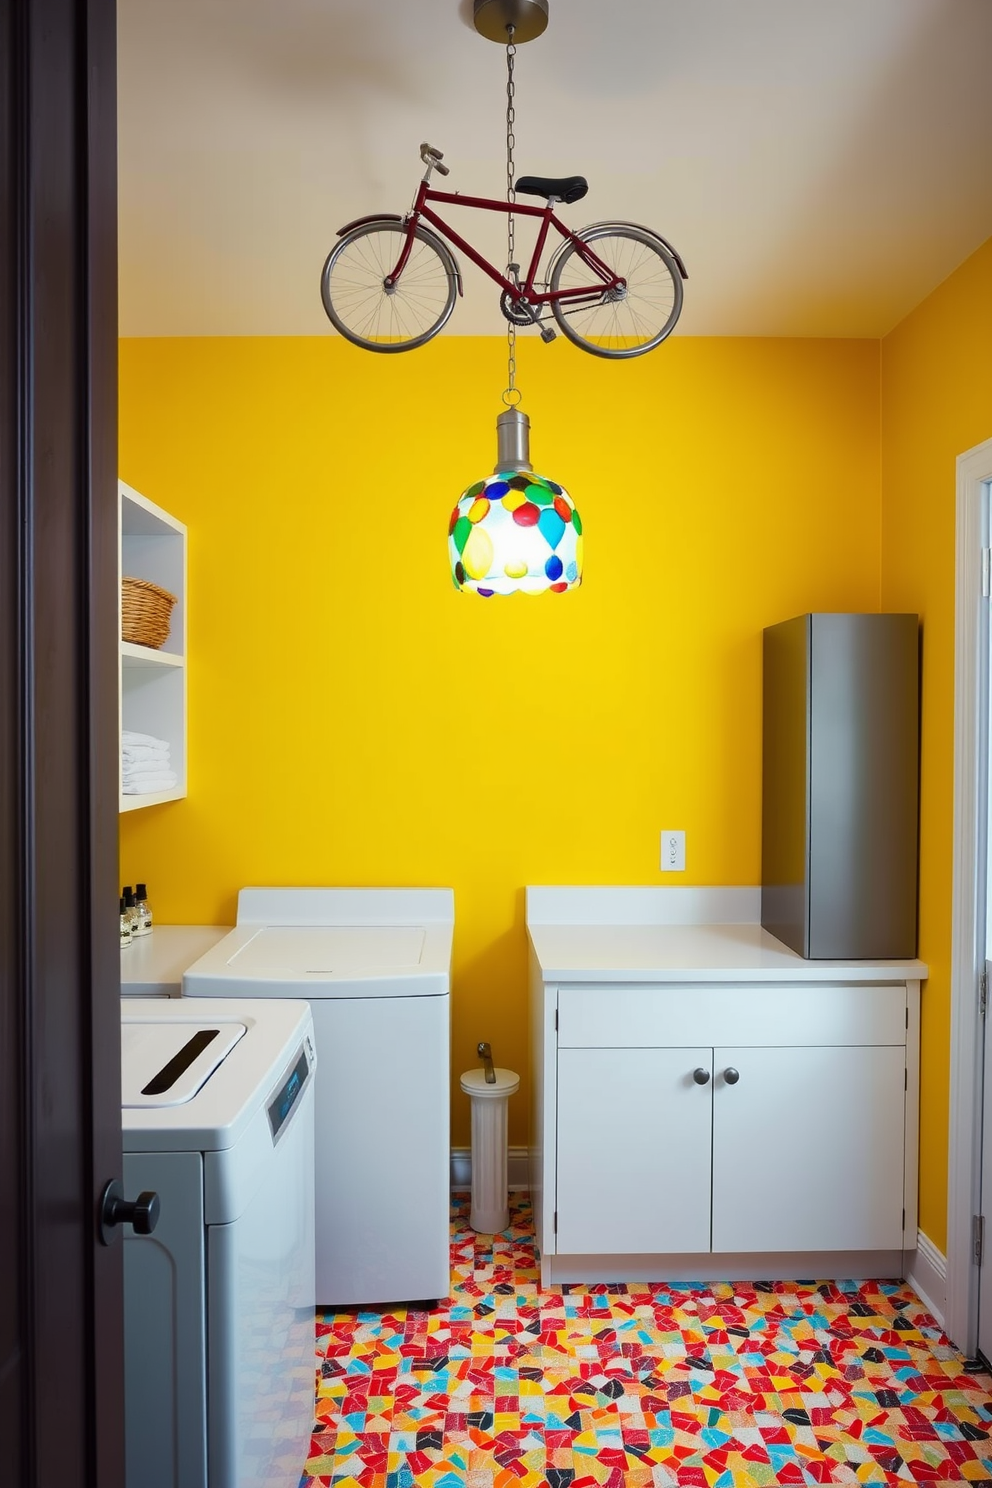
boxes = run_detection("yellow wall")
[880,235,992,1251]
[119,334,881,1144]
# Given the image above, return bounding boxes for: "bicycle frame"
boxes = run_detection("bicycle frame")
[388,178,624,307]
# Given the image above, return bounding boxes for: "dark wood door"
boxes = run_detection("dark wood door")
[1,1,125,1484]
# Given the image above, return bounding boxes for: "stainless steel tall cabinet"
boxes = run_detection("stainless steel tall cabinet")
[761,613,920,959]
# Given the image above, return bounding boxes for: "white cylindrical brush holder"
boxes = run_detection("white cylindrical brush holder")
[459,1065,520,1234]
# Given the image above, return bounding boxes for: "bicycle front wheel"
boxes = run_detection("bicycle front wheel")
[321,221,457,352]
[550,225,683,358]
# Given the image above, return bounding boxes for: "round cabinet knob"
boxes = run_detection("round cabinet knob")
[124,1191,161,1235]
[723,1066,740,1085]
[692,1067,711,1085]
[98,1180,161,1245]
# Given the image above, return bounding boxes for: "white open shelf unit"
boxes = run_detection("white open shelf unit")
[119,481,187,813]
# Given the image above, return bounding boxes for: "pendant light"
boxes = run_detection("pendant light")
[448,0,583,597]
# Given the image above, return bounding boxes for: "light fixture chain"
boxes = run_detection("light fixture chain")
[506,28,516,267]
[503,25,521,410]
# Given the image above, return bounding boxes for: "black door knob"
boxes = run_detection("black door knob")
[692,1067,710,1085]
[723,1066,740,1085]
[98,1179,161,1246]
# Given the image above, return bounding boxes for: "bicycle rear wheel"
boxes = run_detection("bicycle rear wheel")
[321,221,458,352]
[549,224,683,358]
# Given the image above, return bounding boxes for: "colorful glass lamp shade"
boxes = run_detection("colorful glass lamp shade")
[449,408,583,596]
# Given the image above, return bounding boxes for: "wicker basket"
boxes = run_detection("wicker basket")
[121,576,177,649]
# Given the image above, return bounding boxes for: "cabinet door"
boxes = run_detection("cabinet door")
[711,1044,906,1252]
[556,1047,712,1254]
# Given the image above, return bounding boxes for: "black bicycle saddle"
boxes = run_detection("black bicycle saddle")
[514,174,588,204]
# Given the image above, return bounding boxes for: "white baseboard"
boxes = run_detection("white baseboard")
[905,1229,947,1327]
[545,1249,907,1287]
[450,1145,530,1192]
[446,1167,947,1321]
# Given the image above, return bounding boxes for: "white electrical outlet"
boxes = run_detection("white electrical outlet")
[660,829,686,872]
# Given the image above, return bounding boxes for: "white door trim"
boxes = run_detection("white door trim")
[947,435,992,1351]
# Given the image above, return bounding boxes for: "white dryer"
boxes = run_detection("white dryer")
[182,888,453,1307]
[121,997,316,1488]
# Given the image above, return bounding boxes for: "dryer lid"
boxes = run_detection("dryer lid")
[226,924,425,974]
[122,1019,247,1107]
[182,889,453,998]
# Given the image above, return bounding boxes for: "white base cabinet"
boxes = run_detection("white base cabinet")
[531,958,922,1288]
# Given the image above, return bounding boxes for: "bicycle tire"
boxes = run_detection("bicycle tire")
[549,224,683,359]
[321,220,458,352]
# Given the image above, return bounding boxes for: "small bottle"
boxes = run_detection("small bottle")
[134,883,152,937]
[120,897,132,949]
[123,886,139,935]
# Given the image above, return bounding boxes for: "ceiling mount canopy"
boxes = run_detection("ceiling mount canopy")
[473,0,548,45]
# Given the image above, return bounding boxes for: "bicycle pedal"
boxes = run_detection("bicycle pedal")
[539,326,556,343]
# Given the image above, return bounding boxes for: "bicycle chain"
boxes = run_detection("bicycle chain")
[503,26,521,409]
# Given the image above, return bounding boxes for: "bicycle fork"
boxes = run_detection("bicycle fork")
[383,211,422,293]
[384,147,446,292]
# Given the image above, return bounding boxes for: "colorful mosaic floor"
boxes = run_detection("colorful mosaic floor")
[302,1193,992,1487]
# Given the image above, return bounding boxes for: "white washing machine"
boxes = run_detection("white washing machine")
[121,997,316,1488]
[182,888,453,1307]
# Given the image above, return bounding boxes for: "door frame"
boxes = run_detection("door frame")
[946,434,992,1352]
[0,0,124,1480]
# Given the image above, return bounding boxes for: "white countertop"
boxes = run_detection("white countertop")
[120,925,233,996]
[526,887,928,983]
[528,920,927,983]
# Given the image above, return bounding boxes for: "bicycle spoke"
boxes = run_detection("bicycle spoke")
[335,289,388,321]
[550,226,683,357]
[391,295,415,342]
[357,298,384,338]
[322,223,456,350]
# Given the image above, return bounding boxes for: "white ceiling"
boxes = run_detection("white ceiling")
[118,0,992,339]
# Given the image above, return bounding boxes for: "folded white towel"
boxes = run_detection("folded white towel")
[122,729,170,750]
[122,771,178,794]
[123,761,174,785]
[123,747,170,763]
[122,743,170,764]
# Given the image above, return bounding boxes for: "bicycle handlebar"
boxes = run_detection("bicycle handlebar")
[420,142,450,176]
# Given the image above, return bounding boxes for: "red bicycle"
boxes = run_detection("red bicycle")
[320,143,687,360]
